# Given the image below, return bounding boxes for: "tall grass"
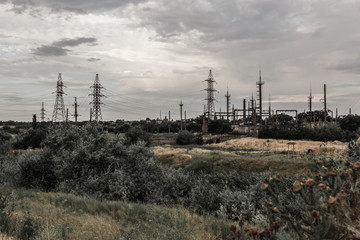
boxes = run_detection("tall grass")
[6,188,232,240]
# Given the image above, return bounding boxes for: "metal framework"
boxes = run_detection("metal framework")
[179,100,184,130]
[52,73,66,122]
[73,97,79,124]
[203,69,217,120]
[40,102,45,122]
[256,68,264,124]
[225,87,231,121]
[89,74,104,121]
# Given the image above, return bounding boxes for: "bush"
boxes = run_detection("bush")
[12,128,47,149]
[176,130,195,145]
[0,129,12,155]
[124,126,150,146]
[17,151,57,191]
[259,122,350,142]
[230,140,360,240]
[207,120,232,134]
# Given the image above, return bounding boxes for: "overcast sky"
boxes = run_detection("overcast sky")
[0,0,359,121]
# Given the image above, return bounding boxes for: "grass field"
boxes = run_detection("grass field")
[153,137,348,174]
[2,188,232,240]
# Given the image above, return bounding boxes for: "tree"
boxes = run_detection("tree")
[207,120,232,134]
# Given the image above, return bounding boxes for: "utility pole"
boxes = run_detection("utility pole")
[40,102,45,122]
[73,97,79,125]
[324,84,327,122]
[268,95,271,124]
[52,73,66,122]
[89,74,104,122]
[336,108,338,121]
[256,68,264,125]
[32,114,37,129]
[225,87,231,122]
[168,110,171,133]
[185,111,187,130]
[180,100,183,130]
[308,88,314,123]
[349,108,352,115]
[90,108,92,122]
[66,108,69,122]
[203,69,217,120]
[243,99,246,125]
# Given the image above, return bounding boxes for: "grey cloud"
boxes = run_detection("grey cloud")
[87,58,100,62]
[53,37,97,47]
[329,57,360,74]
[130,0,307,42]
[33,45,69,56]
[0,0,146,14]
[33,37,97,56]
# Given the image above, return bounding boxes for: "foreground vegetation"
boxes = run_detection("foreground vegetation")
[2,122,360,239]
[0,187,231,240]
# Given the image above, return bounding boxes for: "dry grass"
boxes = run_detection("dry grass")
[5,189,232,240]
[216,137,347,156]
[153,137,347,174]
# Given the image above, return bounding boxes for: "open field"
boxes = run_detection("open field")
[2,188,232,240]
[153,137,348,174]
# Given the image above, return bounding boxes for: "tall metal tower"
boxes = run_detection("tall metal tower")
[52,73,66,122]
[268,95,272,122]
[179,100,184,130]
[308,88,313,113]
[256,68,264,125]
[40,102,45,122]
[89,74,104,121]
[323,84,327,122]
[203,69,217,120]
[73,97,79,124]
[225,87,231,121]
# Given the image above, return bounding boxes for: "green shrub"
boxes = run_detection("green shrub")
[207,120,232,134]
[124,126,150,146]
[176,130,194,145]
[12,128,47,149]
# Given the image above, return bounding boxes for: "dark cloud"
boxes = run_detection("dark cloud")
[33,45,69,56]
[33,37,97,56]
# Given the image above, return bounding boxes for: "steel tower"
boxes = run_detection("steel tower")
[52,73,66,122]
[89,74,104,121]
[203,69,217,120]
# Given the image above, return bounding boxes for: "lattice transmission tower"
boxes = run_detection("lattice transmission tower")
[203,69,217,120]
[40,102,46,122]
[52,73,66,122]
[89,74,104,121]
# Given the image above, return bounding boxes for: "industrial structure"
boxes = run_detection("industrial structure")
[52,73,66,122]
[40,102,45,122]
[73,97,79,124]
[89,74,104,122]
[203,69,217,120]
